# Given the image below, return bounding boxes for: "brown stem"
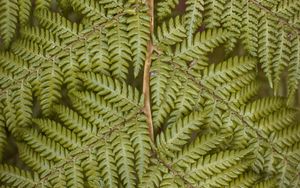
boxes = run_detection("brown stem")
[143,0,154,142]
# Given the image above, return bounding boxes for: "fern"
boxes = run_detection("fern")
[0,0,50,49]
[0,0,300,187]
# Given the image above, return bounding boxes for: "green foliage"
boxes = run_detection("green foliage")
[0,0,50,49]
[0,0,299,188]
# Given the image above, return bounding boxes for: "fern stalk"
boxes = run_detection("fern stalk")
[143,0,154,142]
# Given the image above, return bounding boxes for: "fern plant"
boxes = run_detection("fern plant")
[0,0,300,187]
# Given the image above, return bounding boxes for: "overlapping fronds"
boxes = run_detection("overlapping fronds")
[0,0,300,188]
[0,0,149,132]
[0,0,50,49]
[153,0,300,102]
[0,71,151,187]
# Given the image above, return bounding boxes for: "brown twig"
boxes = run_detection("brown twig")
[143,0,154,142]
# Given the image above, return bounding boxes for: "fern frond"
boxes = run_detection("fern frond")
[226,171,260,188]
[272,0,300,21]
[199,161,251,187]
[215,72,258,103]
[0,0,300,187]
[0,51,33,138]
[150,58,172,109]
[35,0,51,10]
[230,80,260,105]
[18,143,52,175]
[39,61,63,116]
[288,35,300,104]
[185,149,251,184]
[35,9,83,44]
[258,14,278,88]
[99,0,123,16]
[70,0,107,24]
[60,49,81,95]
[19,0,31,25]
[54,104,98,143]
[65,161,84,188]
[240,97,286,121]
[241,1,260,56]
[71,91,126,128]
[3,92,17,137]
[45,168,67,188]
[111,131,136,187]
[253,178,277,188]
[0,101,6,162]
[97,142,119,188]
[0,0,18,48]
[20,26,67,57]
[201,56,257,91]
[258,108,297,134]
[156,110,207,156]
[14,82,32,129]
[78,27,110,74]
[172,28,229,67]
[22,129,68,162]
[79,72,142,112]
[221,0,242,51]
[138,160,168,188]
[274,123,300,150]
[172,132,226,168]
[156,0,179,19]
[159,173,185,188]
[164,74,199,127]
[185,0,204,41]
[155,16,186,49]
[203,0,225,28]
[248,137,270,173]
[33,118,82,150]
[151,61,182,129]
[0,164,39,187]
[272,28,291,94]
[127,9,150,77]
[128,116,151,179]
[107,18,131,80]
[202,96,228,131]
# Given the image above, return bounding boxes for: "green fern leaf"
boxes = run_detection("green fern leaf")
[258,14,278,88]
[111,131,136,188]
[288,35,300,104]
[185,0,204,41]
[0,164,39,187]
[18,0,31,25]
[156,110,208,156]
[97,142,119,188]
[155,16,186,50]
[241,1,260,57]
[70,0,107,24]
[172,28,229,67]
[65,161,84,188]
[0,0,18,48]
[0,102,6,162]
[185,149,251,185]
[157,0,179,19]
[203,0,225,28]
[127,8,150,77]
[79,72,142,112]
[107,18,132,80]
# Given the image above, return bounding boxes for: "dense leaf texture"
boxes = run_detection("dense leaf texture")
[0,0,300,188]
